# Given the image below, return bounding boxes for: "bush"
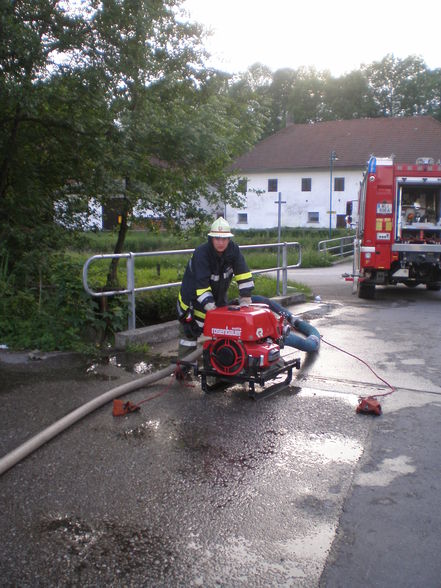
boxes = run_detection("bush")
[0,253,127,351]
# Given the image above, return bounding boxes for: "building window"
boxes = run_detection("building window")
[308,211,319,223]
[237,178,247,194]
[237,213,248,224]
[302,178,312,191]
[268,178,278,192]
[334,177,345,191]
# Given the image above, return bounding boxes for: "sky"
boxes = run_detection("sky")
[182,0,441,77]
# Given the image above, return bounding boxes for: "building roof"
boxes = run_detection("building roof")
[232,116,441,172]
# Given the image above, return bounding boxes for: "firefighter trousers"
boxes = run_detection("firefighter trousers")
[178,322,199,360]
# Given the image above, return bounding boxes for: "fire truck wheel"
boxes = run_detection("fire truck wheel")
[426,282,441,291]
[357,280,375,299]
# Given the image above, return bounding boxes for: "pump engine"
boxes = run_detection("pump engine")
[196,304,300,398]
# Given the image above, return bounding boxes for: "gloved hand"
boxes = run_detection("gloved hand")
[239,297,252,307]
[205,302,217,312]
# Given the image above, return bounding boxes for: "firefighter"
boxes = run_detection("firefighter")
[176,217,254,372]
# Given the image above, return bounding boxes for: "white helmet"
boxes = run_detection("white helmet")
[208,216,234,238]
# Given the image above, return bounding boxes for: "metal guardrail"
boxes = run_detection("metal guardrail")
[82,242,302,330]
[318,235,355,259]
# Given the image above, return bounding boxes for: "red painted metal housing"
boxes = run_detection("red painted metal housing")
[355,157,441,296]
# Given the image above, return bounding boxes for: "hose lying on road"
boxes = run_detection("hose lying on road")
[0,347,203,477]
[284,319,321,353]
[251,295,320,352]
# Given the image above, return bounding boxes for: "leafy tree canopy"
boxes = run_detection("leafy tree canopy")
[0,0,266,285]
[238,54,441,136]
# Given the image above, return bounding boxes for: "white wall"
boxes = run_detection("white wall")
[55,197,103,230]
[227,169,363,230]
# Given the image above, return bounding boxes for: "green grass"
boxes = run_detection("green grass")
[78,226,351,257]
[77,226,351,292]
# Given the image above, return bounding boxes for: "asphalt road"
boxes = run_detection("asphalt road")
[1,262,441,587]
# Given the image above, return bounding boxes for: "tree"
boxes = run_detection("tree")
[426,68,441,121]
[0,0,267,287]
[265,66,330,129]
[362,54,439,117]
[0,0,107,278]
[241,56,441,130]
[86,1,267,286]
[322,71,378,120]
[266,67,298,133]
[286,66,330,123]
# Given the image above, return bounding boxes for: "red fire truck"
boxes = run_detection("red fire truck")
[352,156,441,298]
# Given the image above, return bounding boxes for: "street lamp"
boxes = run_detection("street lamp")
[329,150,338,238]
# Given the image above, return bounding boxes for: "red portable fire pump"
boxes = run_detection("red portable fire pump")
[194,303,300,399]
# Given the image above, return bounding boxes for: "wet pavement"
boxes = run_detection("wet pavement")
[1,262,441,587]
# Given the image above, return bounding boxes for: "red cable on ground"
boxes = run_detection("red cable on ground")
[133,385,172,407]
[113,365,194,416]
[321,337,395,396]
[321,337,396,416]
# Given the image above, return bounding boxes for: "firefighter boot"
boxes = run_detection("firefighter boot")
[176,325,197,381]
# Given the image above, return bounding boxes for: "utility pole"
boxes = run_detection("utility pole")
[275,191,286,295]
[329,151,338,238]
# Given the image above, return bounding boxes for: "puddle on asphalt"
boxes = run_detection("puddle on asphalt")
[298,386,359,407]
[41,515,98,555]
[120,419,161,440]
[85,351,168,379]
[133,360,154,374]
[275,429,363,469]
[106,354,157,374]
[355,454,416,487]
[275,521,335,563]
[118,351,170,373]
[189,528,334,585]
[38,514,176,580]
[108,355,122,367]
[219,535,306,580]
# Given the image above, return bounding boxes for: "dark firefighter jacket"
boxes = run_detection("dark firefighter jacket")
[177,239,254,325]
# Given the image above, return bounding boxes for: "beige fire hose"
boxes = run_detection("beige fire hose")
[0,347,202,477]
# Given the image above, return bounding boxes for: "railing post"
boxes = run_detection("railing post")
[282,243,288,295]
[126,253,136,330]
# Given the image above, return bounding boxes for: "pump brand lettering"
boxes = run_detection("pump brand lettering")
[211,325,242,337]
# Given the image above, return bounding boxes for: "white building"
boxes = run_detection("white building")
[227,116,441,231]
